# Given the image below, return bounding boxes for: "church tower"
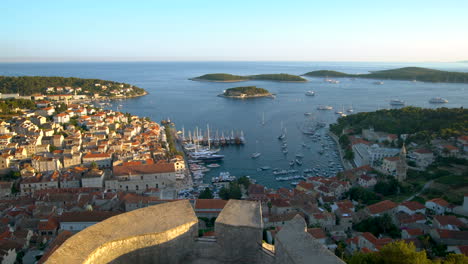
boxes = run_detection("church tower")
[396,143,407,181]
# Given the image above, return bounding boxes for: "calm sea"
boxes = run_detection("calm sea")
[1,61,468,188]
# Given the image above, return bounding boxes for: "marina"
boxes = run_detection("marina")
[5,61,467,189]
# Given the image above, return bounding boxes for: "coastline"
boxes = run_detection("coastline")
[189,78,248,83]
[191,78,307,83]
[217,93,275,99]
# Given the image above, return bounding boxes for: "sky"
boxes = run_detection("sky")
[2,0,468,62]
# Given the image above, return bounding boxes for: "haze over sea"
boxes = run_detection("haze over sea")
[1,61,468,188]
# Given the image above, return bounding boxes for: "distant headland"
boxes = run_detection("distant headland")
[303,67,468,83]
[191,73,307,82]
[0,76,147,98]
[218,86,274,99]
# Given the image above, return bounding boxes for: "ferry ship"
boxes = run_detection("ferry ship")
[429,97,448,104]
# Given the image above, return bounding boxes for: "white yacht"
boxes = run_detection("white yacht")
[390,99,405,106]
[317,105,333,110]
[325,78,340,84]
[305,91,315,96]
[429,97,448,104]
[373,81,384,85]
[251,152,261,159]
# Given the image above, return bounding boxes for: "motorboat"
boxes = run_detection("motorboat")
[317,105,333,110]
[390,99,405,106]
[305,91,315,96]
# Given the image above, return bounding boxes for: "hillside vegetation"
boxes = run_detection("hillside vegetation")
[0,76,146,96]
[192,73,306,82]
[303,67,468,83]
[330,107,468,141]
[223,86,270,96]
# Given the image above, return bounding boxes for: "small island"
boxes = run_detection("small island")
[191,73,307,82]
[218,86,274,99]
[303,67,468,83]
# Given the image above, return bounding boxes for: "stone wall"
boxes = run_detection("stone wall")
[47,200,345,264]
[46,200,198,264]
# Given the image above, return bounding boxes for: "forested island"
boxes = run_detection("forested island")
[330,107,468,141]
[219,86,273,99]
[0,76,147,97]
[191,73,307,82]
[303,67,468,83]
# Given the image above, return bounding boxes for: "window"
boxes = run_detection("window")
[136,185,139,190]
[156,184,158,188]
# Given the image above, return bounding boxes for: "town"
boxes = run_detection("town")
[0,86,466,263]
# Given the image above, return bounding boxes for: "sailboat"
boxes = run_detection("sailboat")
[278,121,286,140]
[251,140,261,159]
[347,104,354,113]
[261,112,265,126]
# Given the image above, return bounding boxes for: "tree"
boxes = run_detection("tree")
[90,162,98,170]
[376,241,431,264]
[442,253,468,264]
[198,188,213,199]
[219,187,229,200]
[237,176,251,190]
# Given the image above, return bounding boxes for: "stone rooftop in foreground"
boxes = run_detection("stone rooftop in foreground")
[46,199,344,264]
[216,199,262,228]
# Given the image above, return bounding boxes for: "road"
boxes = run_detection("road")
[404,180,434,202]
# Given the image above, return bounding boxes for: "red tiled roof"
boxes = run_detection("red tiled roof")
[113,163,176,176]
[59,211,120,223]
[414,149,432,154]
[400,201,425,211]
[307,228,326,239]
[38,218,59,231]
[384,156,400,162]
[405,228,423,236]
[435,229,468,240]
[83,152,111,159]
[194,199,227,210]
[427,198,449,207]
[297,181,314,190]
[434,215,465,228]
[367,200,397,215]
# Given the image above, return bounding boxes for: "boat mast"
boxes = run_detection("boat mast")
[207,124,211,150]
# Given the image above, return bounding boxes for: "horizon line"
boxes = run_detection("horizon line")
[0,58,466,64]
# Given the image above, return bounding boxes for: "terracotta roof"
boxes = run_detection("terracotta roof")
[405,228,423,236]
[194,199,227,210]
[414,149,432,154]
[427,198,449,207]
[59,211,121,223]
[435,229,468,240]
[113,163,175,176]
[384,156,400,162]
[248,184,265,195]
[83,152,111,159]
[297,181,314,190]
[367,200,397,215]
[400,201,425,211]
[38,218,59,231]
[307,228,326,239]
[443,144,459,151]
[434,215,465,228]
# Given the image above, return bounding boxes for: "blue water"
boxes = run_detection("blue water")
[1,61,468,188]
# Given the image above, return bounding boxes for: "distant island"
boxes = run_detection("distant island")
[0,76,147,98]
[219,86,273,99]
[303,67,468,83]
[191,73,307,82]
